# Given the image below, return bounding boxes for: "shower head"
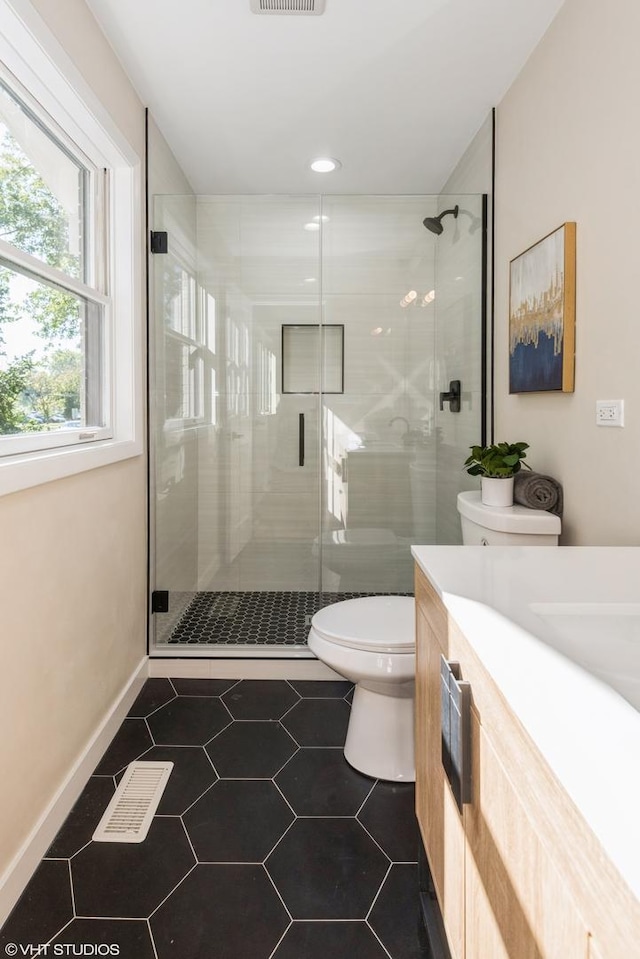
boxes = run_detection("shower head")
[423,205,459,235]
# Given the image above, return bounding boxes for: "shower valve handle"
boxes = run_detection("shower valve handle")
[439,380,461,413]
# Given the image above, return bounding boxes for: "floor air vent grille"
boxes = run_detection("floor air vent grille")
[250,0,326,14]
[92,761,173,843]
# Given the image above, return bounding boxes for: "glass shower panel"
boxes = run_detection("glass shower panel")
[150,189,485,652]
[319,197,438,596]
[194,197,322,597]
[152,194,200,645]
[152,195,323,649]
[433,194,486,544]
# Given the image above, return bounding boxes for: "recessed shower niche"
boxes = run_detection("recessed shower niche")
[150,194,486,654]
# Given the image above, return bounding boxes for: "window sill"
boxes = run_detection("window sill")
[0,436,144,497]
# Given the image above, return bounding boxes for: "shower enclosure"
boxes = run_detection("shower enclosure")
[149,194,485,656]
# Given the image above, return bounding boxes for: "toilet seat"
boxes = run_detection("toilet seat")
[311,596,415,654]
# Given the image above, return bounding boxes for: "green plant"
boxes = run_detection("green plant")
[463,441,531,478]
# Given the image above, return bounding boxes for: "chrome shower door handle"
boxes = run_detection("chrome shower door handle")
[439,379,461,412]
[299,413,305,467]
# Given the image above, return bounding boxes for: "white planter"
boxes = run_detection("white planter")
[481,475,514,507]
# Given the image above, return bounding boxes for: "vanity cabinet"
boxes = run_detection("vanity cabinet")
[415,566,640,959]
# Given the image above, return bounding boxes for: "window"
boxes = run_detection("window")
[0,76,109,454]
[0,1,142,495]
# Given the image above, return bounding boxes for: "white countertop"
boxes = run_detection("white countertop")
[411,545,640,901]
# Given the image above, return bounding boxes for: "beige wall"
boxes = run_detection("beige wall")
[0,0,146,877]
[494,0,640,544]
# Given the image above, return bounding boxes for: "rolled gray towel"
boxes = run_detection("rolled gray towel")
[513,470,563,516]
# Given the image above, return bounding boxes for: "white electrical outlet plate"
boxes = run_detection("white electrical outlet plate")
[596,399,624,427]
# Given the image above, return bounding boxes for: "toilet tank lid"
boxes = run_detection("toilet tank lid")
[457,490,561,534]
[311,596,415,651]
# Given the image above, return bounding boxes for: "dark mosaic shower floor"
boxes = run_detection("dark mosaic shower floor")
[0,679,430,959]
[168,591,412,645]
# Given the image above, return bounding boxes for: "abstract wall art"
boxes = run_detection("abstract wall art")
[509,222,576,393]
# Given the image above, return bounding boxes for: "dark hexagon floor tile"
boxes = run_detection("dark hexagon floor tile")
[171,678,238,696]
[222,680,299,720]
[281,699,351,746]
[127,679,176,717]
[184,780,293,862]
[94,719,153,776]
[368,864,426,959]
[151,864,289,959]
[206,721,297,778]
[71,818,195,918]
[275,748,373,816]
[288,680,354,698]
[46,776,115,858]
[147,697,230,745]
[358,782,420,862]
[51,919,156,959]
[135,746,217,815]
[272,921,389,959]
[266,819,389,919]
[0,860,72,948]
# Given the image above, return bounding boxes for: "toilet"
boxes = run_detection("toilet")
[308,595,415,782]
[457,490,561,545]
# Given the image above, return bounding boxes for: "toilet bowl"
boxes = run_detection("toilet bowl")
[308,595,415,782]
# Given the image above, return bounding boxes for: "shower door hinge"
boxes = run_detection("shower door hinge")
[150,231,168,254]
[151,590,169,613]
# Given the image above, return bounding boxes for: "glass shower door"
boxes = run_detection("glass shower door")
[149,190,485,653]
[151,195,323,651]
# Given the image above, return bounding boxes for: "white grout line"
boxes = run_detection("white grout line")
[146,917,160,959]
[367,919,394,959]
[357,820,393,864]
[267,919,293,959]
[179,779,219,818]
[146,862,199,920]
[365,862,393,920]
[261,863,294,923]
[45,915,75,947]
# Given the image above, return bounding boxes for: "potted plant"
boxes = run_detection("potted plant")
[463,442,531,507]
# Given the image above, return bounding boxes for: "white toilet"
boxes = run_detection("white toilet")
[457,490,561,545]
[308,595,415,782]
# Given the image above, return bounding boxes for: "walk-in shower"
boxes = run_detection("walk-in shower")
[149,194,486,656]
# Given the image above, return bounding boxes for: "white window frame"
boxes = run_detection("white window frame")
[0,0,143,497]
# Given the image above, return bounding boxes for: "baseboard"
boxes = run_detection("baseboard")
[0,656,148,926]
[149,658,345,681]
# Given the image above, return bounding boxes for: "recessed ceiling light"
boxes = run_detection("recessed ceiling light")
[310,157,341,173]
[371,327,384,336]
[304,277,317,283]
[312,214,330,222]
[304,222,320,232]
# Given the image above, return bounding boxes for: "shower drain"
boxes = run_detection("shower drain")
[92,761,173,843]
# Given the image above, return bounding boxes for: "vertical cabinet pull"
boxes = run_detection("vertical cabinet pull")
[440,656,472,811]
[299,413,305,467]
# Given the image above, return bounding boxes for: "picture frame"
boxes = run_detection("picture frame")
[509,222,576,393]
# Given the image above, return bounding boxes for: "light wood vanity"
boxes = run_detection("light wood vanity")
[415,564,640,959]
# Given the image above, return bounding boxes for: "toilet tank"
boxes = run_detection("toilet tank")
[457,491,561,546]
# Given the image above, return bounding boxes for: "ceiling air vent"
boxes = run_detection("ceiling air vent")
[250,0,326,14]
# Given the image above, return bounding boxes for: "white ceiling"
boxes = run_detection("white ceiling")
[86,0,565,195]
